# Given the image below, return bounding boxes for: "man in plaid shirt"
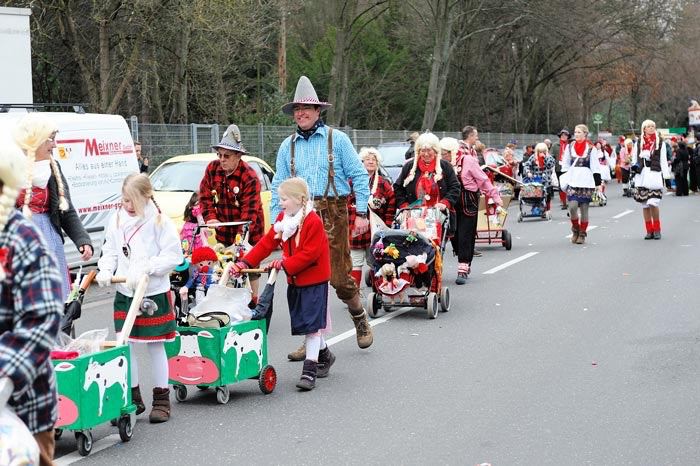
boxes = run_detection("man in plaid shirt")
[199,124,264,246]
[0,144,63,465]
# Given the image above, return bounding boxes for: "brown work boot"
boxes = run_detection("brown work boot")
[287,343,306,361]
[131,385,145,415]
[576,231,587,244]
[571,226,579,244]
[296,360,318,391]
[350,310,373,349]
[316,346,336,378]
[149,387,171,423]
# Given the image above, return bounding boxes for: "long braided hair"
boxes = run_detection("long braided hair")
[278,177,311,244]
[117,173,162,228]
[0,141,29,280]
[12,114,68,218]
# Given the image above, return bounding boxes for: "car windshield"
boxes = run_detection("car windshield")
[150,160,209,192]
[378,144,409,166]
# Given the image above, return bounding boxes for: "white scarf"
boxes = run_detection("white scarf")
[273,201,314,241]
[32,160,52,188]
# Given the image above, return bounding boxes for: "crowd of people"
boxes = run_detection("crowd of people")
[2,74,699,464]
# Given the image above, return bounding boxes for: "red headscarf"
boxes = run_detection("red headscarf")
[573,140,588,156]
[416,158,439,206]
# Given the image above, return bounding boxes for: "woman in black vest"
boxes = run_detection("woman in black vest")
[630,120,671,239]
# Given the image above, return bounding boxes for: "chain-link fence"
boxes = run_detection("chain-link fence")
[127,116,562,170]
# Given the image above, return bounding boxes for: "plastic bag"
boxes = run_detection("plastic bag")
[0,378,40,466]
[57,328,109,355]
[189,284,252,324]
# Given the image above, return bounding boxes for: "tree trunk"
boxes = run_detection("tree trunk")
[327,24,349,126]
[422,0,452,131]
[99,19,110,112]
[278,3,287,95]
[176,26,190,123]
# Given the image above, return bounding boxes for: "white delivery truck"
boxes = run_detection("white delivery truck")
[0,110,139,268]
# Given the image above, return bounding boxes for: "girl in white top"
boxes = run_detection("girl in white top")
[630,119,670,239]
[96,173,183,423]
[561,124,602,244]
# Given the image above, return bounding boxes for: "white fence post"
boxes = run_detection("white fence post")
[191,123,198,153]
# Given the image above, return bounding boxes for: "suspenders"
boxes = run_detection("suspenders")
[289,128,338,198]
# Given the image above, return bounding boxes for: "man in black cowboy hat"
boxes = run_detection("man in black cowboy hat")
[552,128,570,209]
[199,124,265,297]
[271,75,373,362]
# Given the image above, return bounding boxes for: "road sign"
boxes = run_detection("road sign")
[592,113,603,125]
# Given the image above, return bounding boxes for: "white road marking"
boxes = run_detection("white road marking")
[55,434,121,465]
[612,209,634,219]
[326,307,412,346]
[482,252,539,274]
[565,225,598,238]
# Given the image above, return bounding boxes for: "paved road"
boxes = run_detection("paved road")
[54,183,700,465]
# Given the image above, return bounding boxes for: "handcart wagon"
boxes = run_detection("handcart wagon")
[365,207,450,319]
[52,275,149,456]
[165,263,277,404]
[475,166,518,250]
[517,180,551,221]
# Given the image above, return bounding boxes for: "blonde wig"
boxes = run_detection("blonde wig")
[0,140,29,279]
[12,113,67,217]
[358,147,383,195]
[403,132,443,187]
[440,137,460,165]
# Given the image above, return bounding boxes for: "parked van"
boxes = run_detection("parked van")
[0,110,139,268]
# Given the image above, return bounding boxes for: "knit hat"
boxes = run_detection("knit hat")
[212,124,248,154]
[281,76,332,115]
[403,132,443,187]
[0,138,28,280]
[191,246,218,264]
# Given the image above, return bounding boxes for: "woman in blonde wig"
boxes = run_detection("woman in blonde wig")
[561,124,602,244]
[630,119,670,239]
[13,113,93,299]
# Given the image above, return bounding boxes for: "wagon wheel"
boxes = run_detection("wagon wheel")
[54,428,63,440]
[118,415,133,442]
[174,384,187,402]
[76,431,93,456]
[366,292,381,318]
[440,287,450,312]
[503,230,512,250]
[426,292,439,319]
[258,365,277,394]
[216,386,230,404]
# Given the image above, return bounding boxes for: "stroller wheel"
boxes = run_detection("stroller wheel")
[366,292,381,318]
[426,292,438,319]
[440,287,450,312]
[503,230,513,250]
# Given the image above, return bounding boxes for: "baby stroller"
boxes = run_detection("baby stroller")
[365,207,450,319]
[517,179,550,221]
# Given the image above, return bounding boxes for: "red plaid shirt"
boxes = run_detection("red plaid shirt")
[348,174,396,249]
[199,159,264,246]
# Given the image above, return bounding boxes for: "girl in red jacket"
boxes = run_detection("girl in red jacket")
[232,177,333,391]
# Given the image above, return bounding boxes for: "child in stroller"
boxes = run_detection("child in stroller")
[365,207,450,319]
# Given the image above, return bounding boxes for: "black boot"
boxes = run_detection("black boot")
[131,385,145,415]
[316,347,336,378]
[296,360,318,391]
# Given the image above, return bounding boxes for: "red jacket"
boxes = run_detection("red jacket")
[243,211,330,287]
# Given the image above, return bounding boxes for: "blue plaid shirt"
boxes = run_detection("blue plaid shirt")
[271,126,370,218]
[0,209,62,434]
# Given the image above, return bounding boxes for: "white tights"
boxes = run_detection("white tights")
[128,341,169,389]
[304,334,327,362]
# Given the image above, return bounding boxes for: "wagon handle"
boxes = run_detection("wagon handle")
[116,274,149,346]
